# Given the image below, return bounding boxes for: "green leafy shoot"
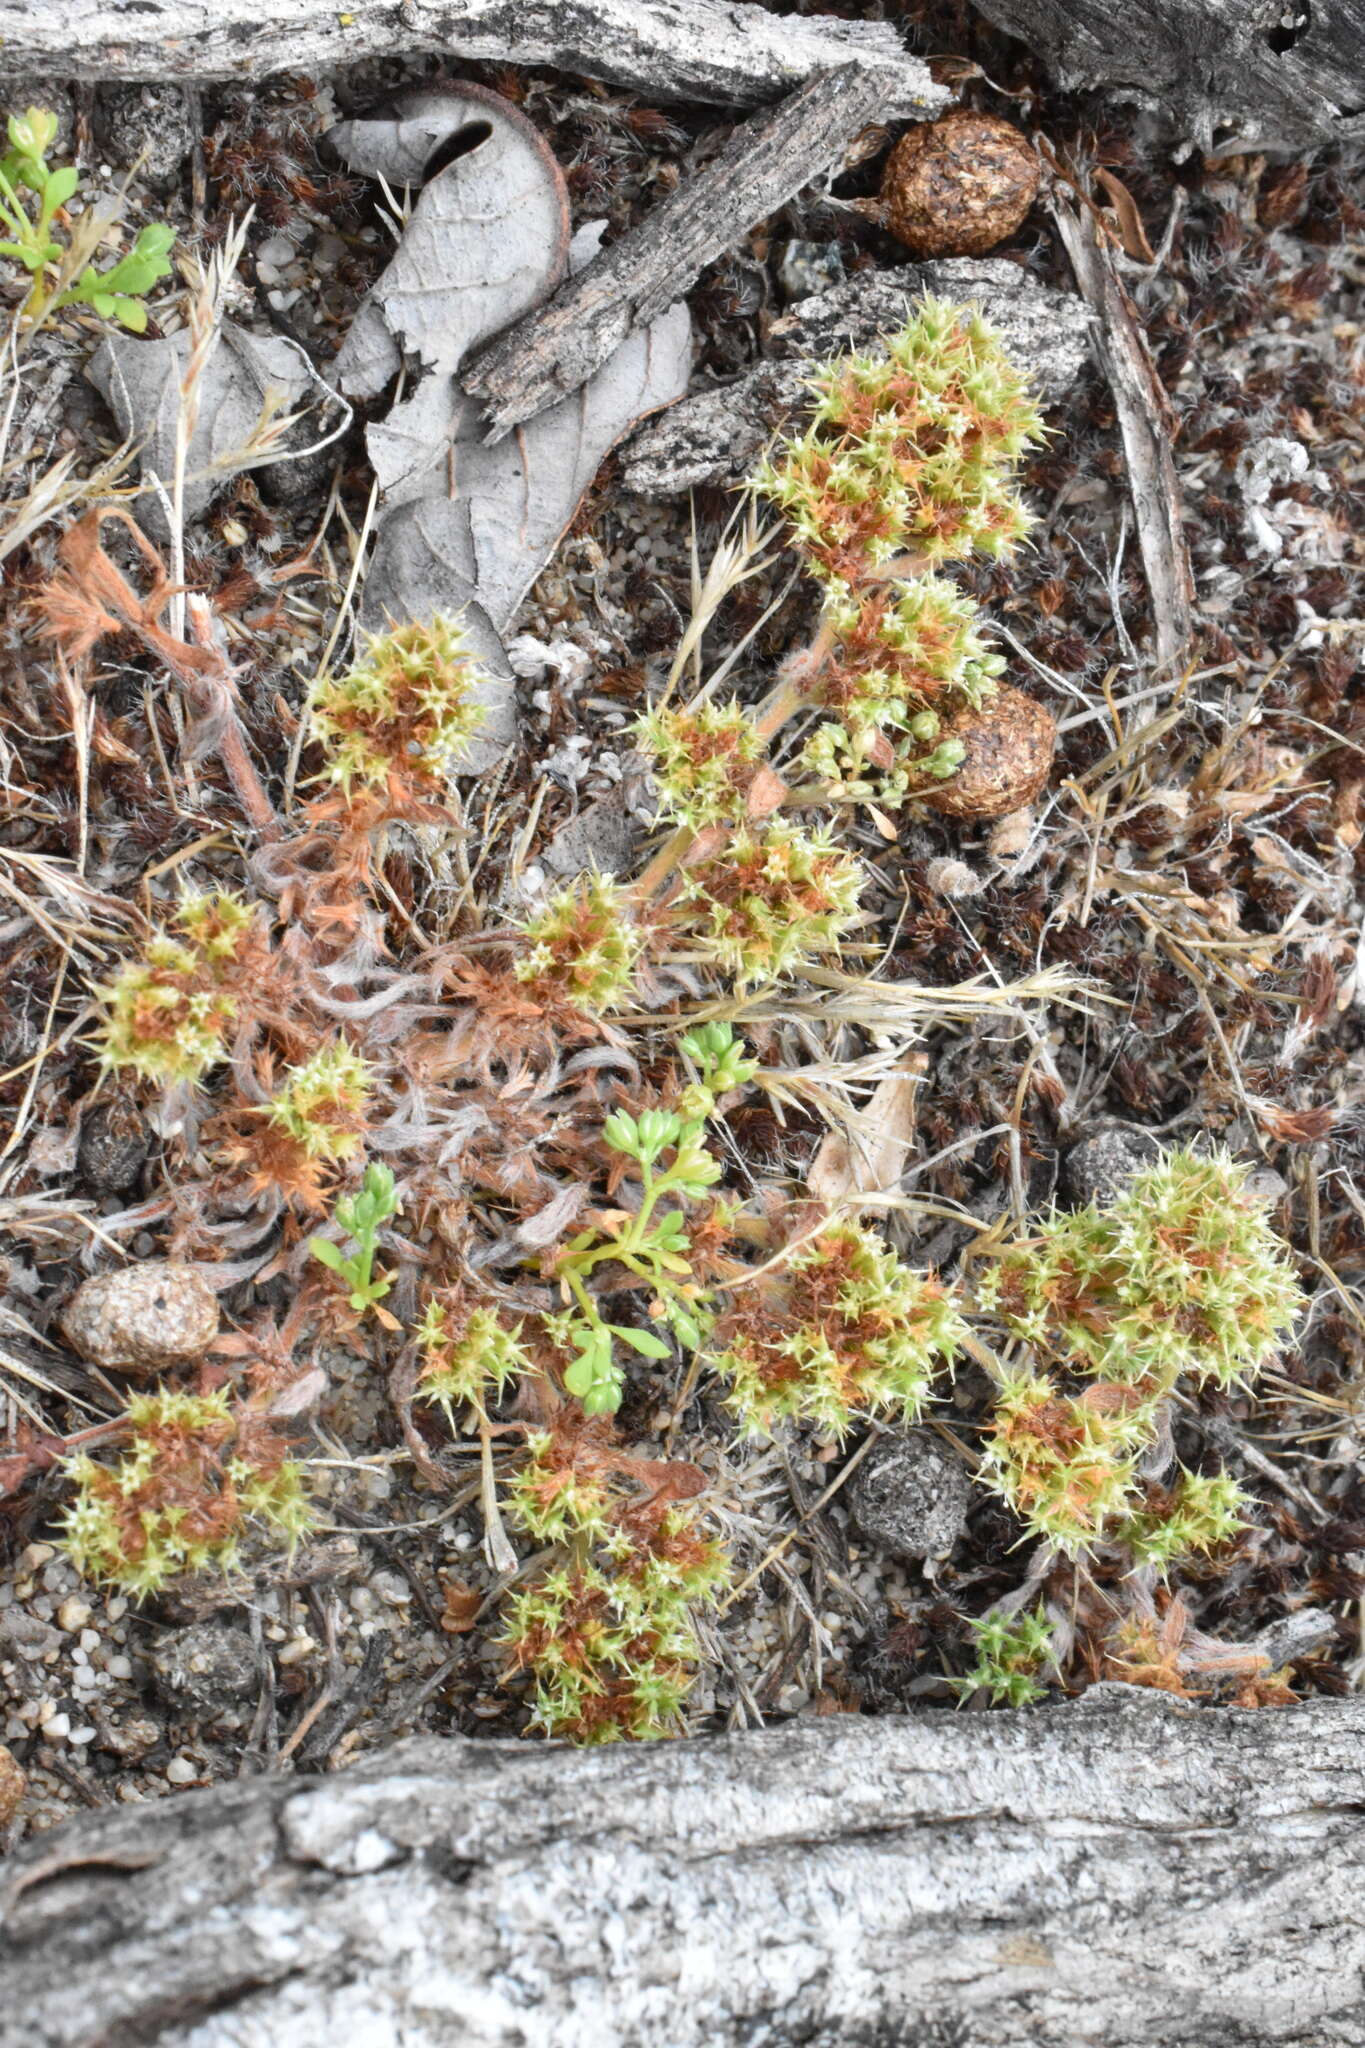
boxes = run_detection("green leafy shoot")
[309,1162,401,1315]
[550,1024,752,1416]
[0,108,175,339]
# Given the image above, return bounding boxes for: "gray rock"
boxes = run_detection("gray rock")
[849,1431,969,1561]
[148,1621,258,1723]
[1062,1123,1163,1207]
[775,238,845,303]
[93,83,195,189]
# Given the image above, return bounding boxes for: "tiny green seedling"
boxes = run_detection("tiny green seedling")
[953,1601,1057,1708]
[0,109,175,337]
[552,1023,756,1416]
[309,1161,401,1315]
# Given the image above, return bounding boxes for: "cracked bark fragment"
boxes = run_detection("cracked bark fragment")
[4,1691,1365,2047]
[0,0,947,118]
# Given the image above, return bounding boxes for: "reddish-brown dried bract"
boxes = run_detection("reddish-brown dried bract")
[60,1264,220,1374]
[881,111,1039,258]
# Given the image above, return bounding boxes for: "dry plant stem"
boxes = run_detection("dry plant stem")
[183,598,281,841]
[1050,194,1193,671]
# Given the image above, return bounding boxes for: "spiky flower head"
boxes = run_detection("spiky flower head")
[502,1493,729,1743]
[98,891,264,1087]
[310,613,490,799]
[680,820,865,989]
[512,871,643,1015]
[816,575,1004,734]
[59,1386,312,1598]
[415,1295,530,1422]
[753,297,1045,583]
[980,1371,1142,1556]
[265,1040,372,1164]
[1121,1470,1249,1575]
[713,1218,964,1438]
[503,1429,616,1546]
[637,698,767,831]
[980,1147,1303,1394]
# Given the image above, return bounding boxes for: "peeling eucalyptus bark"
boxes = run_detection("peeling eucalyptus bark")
[0,0,946,119]
[4,1690,1364,2048]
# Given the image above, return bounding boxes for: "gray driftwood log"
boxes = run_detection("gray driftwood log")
[4,1688,1364,2047]
[461,65,898,441]
[0,0,946,118]
[972,0,1365,152]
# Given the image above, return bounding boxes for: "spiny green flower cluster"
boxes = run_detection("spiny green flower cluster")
[1121,1471,1249,1574]
[636,699,767,831]
[979,1372,1147,1557]
[713,1217,966,1439]
[978,1149,1302,1563]
[266,1040,371,1164]
[754,298,1045,583]
[415,1296,530,1422]
[60,1387,313,1598]
[955,1601,1057,1708]
[680,821,865,989]
[979,1148,1305,1393]
[512,871,643,1015]
[811,576,1003,748]
[310,613,489,798]
[99,890,262,1087]
[502,1431,730,1742]
[748,298,1044,793]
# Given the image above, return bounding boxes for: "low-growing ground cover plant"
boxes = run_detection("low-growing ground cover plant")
[12,286,1313,1751]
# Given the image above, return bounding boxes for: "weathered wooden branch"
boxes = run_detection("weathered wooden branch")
[460,66,896,442]
[972,0,1365,153]
[1051,200,1193,670]
[4,1689,1364,2047]
[0,0,946,118]
[620,257,1093,497]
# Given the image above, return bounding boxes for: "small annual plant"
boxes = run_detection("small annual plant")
[98,891,267,1087]
[954,1601,1057,1708]
[502,1426,730,1742]
[977,1149,1303,1563]
[0,108,175,336]
[59,1385,312,1597]
[309,1161,402,1315]
[746,296,1046,788]
[712,1215,966,1439]
[548,1024,756,1415]
[309,613,491,801]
